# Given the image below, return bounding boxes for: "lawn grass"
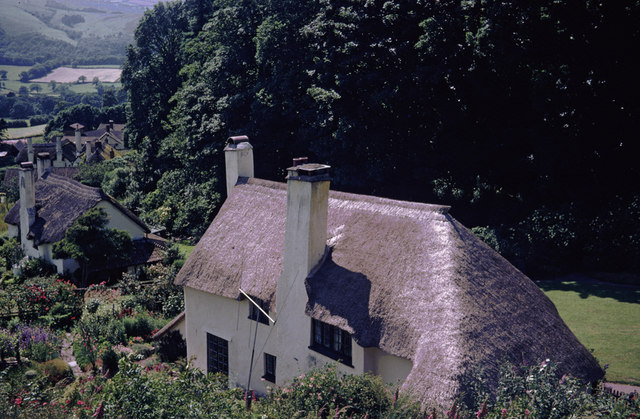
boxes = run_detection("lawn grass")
[538,277,640,385]
[178,243,195,259]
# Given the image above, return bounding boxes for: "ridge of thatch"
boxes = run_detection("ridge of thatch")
[175,177,603,408]
[4,172,148,245]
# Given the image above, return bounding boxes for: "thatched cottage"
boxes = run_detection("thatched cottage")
[4,158,163,277]
[174,138,603,408]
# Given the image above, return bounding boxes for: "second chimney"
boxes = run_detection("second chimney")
[224,136,254,197]
[56,137,63,165]
[36,152,51,178]
[19,162,36,249]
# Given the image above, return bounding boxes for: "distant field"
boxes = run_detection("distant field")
[1,65,120,95]
[32,67,121,83]
[539,277,640,385]
[6,124,46,139]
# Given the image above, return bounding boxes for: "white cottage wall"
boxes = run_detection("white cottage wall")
[96,201,146,239]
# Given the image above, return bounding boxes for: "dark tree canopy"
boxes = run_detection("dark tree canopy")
[122,0,640,273]
[52,207,133,286]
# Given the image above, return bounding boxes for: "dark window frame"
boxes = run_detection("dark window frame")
[263,353,276,383]
[206,333,229,375]
[309,319,352,367]
[248,296,270,325]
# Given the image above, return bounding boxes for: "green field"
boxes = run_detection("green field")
[1,64,120,95]
[539,278,640,385]
[5,124,46,139]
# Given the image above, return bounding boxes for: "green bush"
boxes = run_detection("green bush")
[28,114,50,125]
[156,330,186,362]
[101,348,119,378]
[261,363,411,418]
[85,299,100,314]
[122,311,163,339]
[42,358,73,384]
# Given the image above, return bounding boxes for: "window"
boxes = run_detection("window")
[207,333,228,375]
[263,353,276,382]
[248,296,270,325]
[310,319,352,366]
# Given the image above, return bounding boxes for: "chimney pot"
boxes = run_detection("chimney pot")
[227,135,250,146]
[292,157,308,167]
[20,162,34,169]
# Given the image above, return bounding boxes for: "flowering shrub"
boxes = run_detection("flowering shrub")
[0,324,59,362]
[11,276,82,328]
[463,359,640,418]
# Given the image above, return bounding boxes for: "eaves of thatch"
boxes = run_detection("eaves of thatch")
[4,172,148,245]
[175,177,603,408]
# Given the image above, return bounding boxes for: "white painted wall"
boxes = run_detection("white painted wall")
[185,285,371,394]
[363,347,413,387]
[184,286,278,394]
[7,224,18,238]
[96,201,146,239]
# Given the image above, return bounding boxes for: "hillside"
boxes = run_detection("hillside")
[0,0,161,65]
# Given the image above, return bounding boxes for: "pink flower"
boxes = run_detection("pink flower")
[77,400,85,405]
[501,408,507,417]
[524,409,530,418]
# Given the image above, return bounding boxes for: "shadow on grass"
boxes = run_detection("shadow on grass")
[537,276,640,304]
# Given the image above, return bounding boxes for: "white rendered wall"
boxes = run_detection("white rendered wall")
[96,201,146,239]
[363,347,412,387]
[7,224,18,238]
[184,286,277,395]
[184,286,367,394]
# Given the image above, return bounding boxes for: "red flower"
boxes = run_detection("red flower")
[15,397,22,405]
[77,400,85,405]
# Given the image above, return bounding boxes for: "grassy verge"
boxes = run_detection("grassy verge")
[538,277,640,385]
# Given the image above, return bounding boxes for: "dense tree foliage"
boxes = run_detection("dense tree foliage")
[122,0,640,273]
[52,208,133,286]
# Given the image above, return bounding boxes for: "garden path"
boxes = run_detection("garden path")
[60,332,82,377]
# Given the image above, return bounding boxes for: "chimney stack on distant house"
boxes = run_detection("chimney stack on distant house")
[19,162,36,249]
[27,138,34,163]
[36,152,51,178]
[276,159,331,374]
[224,136,254,197]
[71,123,84,153]
[56,137,63,165]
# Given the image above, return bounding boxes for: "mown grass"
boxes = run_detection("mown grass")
[539,277,640,385]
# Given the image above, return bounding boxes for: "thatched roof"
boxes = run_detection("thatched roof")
[3,166,78,188]
[4,172,148,245]
[175,177,603,408]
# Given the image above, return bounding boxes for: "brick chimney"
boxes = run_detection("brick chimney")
[19,162,36,249]
[276,159,330,381]
[224,136,254,197]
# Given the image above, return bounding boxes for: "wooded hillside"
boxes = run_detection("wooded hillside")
[121,0,640,275]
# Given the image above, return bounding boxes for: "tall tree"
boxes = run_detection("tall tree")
[52,207,133,286]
